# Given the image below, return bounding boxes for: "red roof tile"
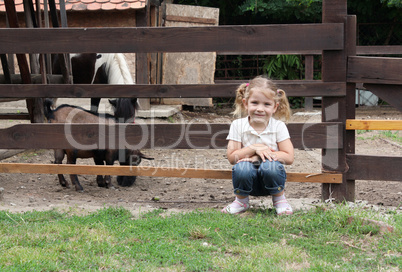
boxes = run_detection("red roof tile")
[0,0,146,12]
[101,2,116,10]
[87,2,102,10]
[116,2,130,10]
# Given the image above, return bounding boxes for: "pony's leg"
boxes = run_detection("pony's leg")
[93,156,107,187]
[103,151,115,189]
[90,98,101,113]
[54,149,69,188]
[66,151,84,192]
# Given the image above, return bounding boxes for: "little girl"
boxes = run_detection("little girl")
[222,76,294,215]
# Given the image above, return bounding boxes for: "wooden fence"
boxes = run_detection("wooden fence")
[0,0,400,202]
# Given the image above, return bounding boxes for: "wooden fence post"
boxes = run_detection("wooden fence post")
[321,0,356,202]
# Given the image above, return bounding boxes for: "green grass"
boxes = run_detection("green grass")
[380,130,402,144]
[357,130,402,143]
[0,204,401,271]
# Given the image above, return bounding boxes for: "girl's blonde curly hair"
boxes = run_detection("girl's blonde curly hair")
[233,76,291,122]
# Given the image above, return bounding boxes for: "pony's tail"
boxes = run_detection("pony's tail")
[44,98,55,121]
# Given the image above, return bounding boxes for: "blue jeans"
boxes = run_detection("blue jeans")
[232,160,287,197]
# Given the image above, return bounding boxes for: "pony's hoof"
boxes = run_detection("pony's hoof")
[117,176,137,187]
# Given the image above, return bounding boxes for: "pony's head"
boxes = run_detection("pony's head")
[109,98,137,123]
[116,149,153,187]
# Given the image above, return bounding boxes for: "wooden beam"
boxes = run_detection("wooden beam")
[0,162,342,183]
[346,154,402,181]
[0,24,344,54]
[0,81,346,98]
[321,0,354,202]
[218,50,321,55]
[346,120,402,130]
[347,56,402,85]
[356,46,402,55]
[0,113,30,120]
[0,123,342,150]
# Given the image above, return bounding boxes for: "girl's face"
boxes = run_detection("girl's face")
[243,89,278,128]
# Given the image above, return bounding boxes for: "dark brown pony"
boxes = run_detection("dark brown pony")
[44,99,151,192]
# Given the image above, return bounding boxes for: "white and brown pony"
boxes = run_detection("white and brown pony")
[52,53,137,115]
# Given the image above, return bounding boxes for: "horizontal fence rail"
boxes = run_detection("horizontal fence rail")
[347,56,402,85]
[218,46,402,56]
[346,120,402,130]
[0,123,343,150]
[0,163,343,183]
[346,154,402,181]
[0,81,346,98]
[0,24,344,54]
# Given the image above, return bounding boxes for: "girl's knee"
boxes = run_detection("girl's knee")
[258,161,285,176]
[233,161,255,176]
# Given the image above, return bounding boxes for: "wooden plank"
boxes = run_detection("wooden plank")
[136,8,151,110]
[356,46,402,55]
[218,50,321,55]
[347,56,402,85]
[0,150,25,161]
[0,24,344,54]
[0,113,30,120]
[346,120,402,130]
[321,0,354,202]
[0,81,346,98]
[0,162,342,183]
[0,123,342,150]
[322,0,347,23]
[0,54,12,84]
[0,74,70,84]
[346,154,402,181]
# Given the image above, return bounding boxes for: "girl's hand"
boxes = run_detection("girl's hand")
[253,145,277,162]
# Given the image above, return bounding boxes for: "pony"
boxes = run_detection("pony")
[44,98,151,192]
[52,53,136,113]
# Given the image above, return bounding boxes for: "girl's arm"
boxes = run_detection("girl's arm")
[274,138,294,165]
[227,139,294,165]
[227,140,274,165]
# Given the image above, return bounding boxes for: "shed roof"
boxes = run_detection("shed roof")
[0,0,146,13]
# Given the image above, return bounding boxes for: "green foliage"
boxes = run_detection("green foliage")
[262,55,305,108]
[238,0,322,23]
[381,0,402,8]
[263,55,302,80]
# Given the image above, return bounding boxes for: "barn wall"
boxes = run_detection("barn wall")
[161,4,219,107]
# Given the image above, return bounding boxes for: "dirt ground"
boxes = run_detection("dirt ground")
[0,100,401,215]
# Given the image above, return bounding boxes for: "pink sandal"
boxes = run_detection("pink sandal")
[221,200,250,214]
[273,199,293,215]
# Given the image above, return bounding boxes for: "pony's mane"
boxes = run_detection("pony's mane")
[97,53,134,84]
[44,99,115,121]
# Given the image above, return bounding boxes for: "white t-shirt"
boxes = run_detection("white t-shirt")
[226,116,290,151]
